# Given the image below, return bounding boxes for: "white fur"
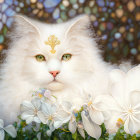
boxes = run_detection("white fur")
[0,15,113,125]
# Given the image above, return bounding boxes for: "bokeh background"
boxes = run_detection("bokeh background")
[0,0,140,64]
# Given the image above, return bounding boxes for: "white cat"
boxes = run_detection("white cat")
[0,15,113,125]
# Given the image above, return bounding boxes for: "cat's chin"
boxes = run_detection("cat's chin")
[47,81,64,91]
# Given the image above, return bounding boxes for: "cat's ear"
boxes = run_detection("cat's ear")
[12,15,40,37]
[65,15,91,37]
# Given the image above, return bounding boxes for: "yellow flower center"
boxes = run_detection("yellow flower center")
[48,115,53,121]
[116,118,124,127]
[128,109,133,114]
[88,101,92,106]
[38,93,43,98]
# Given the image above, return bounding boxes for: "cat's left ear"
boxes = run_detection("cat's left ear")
[12,15,40,37]
[65,15,91,37]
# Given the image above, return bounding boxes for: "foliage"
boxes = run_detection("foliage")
[4,119,140,140]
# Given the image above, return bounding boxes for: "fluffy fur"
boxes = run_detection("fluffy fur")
[0,15,113,125]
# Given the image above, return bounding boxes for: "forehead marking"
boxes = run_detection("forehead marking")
[45,35,60,54]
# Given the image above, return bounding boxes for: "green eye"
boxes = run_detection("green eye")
[35,54,45,62]
[62,54,72,61]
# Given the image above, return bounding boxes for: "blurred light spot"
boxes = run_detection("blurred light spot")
[53,8,60,19]
[130,48,137,55]
[0,35,4,43]
[115,32,121,39]
[96,0,105,7]
[43,0,61,8]
[116,8,124,18]
[127,1,135,12]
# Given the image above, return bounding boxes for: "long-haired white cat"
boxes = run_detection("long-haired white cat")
[0,15,113,125]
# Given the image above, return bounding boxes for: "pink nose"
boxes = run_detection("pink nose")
[49,71,60,77]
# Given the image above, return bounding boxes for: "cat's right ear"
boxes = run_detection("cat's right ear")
[65,15,91,37]
[12,15,40,37]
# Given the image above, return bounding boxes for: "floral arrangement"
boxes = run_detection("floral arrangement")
[1,65,140,140]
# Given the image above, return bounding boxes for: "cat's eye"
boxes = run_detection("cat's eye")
[61,54,72,61]
[35,54,46,62]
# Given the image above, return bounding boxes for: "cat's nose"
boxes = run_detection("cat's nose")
[49,71,60,78]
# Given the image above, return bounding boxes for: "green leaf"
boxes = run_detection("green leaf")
[72,132,78,140]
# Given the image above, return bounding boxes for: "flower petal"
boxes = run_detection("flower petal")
[37,132,41,140]
[68,120,77,134]
[130,91,140,109]
[21,111,34,120]
[109,70,127,106]
[41,103,53,115]
[94,95,118,111]
[102,111,111,121]
[4,125,17,138]
[51,104,57,114]
[20,101,35,112]
[124,116,140,135]
[60,101,72,111]
[126,65,140,93]
[54,120,63,129]
[33,123,40,132]
[62,116,71,124]
[46,130,52,136]
[105,111,122,134]
[26,116,34,124]
[0,129,5,140]
[55,114,71,125]
[49,122,55,131]
[89,108,104,125]
[37,111,48,124]
[81,111,101,139]
[78,128,85,138]
[31,97,41,110]
[124,117,130,134]
[34,117,41,123]
[56,108,71,121]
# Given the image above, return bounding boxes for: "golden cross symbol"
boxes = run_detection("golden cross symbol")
[45,35,60,54]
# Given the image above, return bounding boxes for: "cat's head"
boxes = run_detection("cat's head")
[6,15,101,91]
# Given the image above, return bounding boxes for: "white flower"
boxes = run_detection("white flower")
[68,113,77,134]
[37,132,41,140]
[59,101,75,124]
[69,116,85,138]
[38,102,68,136]
[85,94,112,125]
[81,110,101,139]
[20,97,42,124]
[59,101,85,138]
[77,122,85,138]
[0,119,17,140]
[80,93,115,139]
[106,66,140,135]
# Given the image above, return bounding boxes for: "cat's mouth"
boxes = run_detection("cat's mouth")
[47,80,64,91]
[52,79,58,82]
